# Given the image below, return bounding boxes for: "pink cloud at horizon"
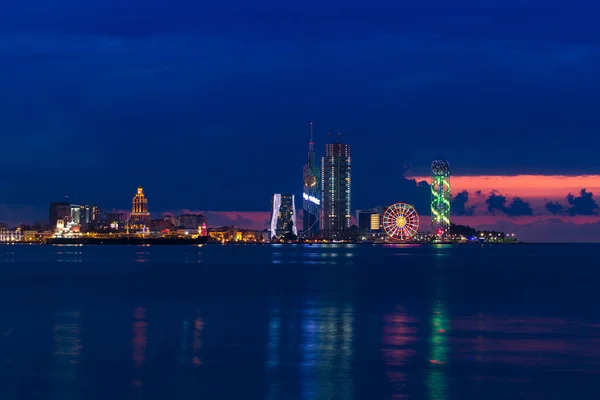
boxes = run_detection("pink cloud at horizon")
[407,175,600,199]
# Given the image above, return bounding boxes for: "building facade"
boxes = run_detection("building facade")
[356,207,385,234]
[0,229,22,242]
[70,205,82,225]
[302,122,321,238]
[320,139,352,239]
[103,212,127,231]
[269,194,298,240]
[68,204,101,226]
[106,212,128,223]
[80,205,101,224]
[130,187,150,225]
[178,214,207,229]
[49,202,71,228]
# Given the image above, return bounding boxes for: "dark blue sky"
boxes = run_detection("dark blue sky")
[1,0,600,217]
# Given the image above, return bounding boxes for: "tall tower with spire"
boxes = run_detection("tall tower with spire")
[302,122,321,237]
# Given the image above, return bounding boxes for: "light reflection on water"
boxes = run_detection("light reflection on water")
[135,251,150,263]
[131,307,147,397]
[191,313,203,366]
[52,311,82,399]
[382,307,418,399]
[300,299,354,400]
[428,250,449,400]
[0,245,598,399]
[271,249,356,265]
[55,251,83,263]
[266,298,281,400]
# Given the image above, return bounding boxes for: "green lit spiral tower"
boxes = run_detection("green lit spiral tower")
[431,160,450,238]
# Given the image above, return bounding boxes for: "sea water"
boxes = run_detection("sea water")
[0,243,597,399]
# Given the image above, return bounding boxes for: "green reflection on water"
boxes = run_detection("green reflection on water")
[428,262,449,400]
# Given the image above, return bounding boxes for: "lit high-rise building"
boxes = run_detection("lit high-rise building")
[69,204,101,226]
[269,194,298,240]
[302,122,321,238]
[80,205,101,224]
[431,160,451,238]
[130,187,150,225]
[49,202,71,228]
[70,205,82,225]
[320,136,351,239]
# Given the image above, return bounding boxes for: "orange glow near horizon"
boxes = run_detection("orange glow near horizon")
[407,175,600,199]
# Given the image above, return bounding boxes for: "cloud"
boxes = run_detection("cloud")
[363,163,432,215]
[485,191,507,214]
[405,179,431,216]
[506,197,534,216]
[485,191,533,216]
[396,173,431,216]
[451,190,475,216]
[545,201,565,215]
[567,189,599,216]
[409,175,600,199]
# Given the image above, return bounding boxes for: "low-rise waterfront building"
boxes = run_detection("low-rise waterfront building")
[23,231,42,242]
[356,207,385,234]
[208,227,269,243]
[0,228,23,242]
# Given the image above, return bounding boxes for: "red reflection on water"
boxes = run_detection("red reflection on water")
[382,307,418,399]
[192,316,203,366]
[132,308,148,368]
[131,307,148,388]
[452,314,600,370]
[453,315,569,334]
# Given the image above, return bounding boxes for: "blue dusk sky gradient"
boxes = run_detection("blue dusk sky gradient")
[1,0,600,240]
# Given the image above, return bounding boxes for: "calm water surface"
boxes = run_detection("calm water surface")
[0,244,598,399]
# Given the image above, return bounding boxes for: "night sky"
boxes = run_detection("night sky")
[1,1,600,241]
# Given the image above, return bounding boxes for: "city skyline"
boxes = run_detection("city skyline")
[1,1,600,241]
[1,167,600,242]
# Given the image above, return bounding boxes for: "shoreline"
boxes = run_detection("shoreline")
[0,241,583,246]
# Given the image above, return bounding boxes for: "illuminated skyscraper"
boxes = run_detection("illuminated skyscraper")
[70,204,101,226]
[130,187,150,225]
[320,136,351,239]
[431,160,451,238]
[49,202,71,228]
[70,205,82,225]
[80,205,101,224]
[269,194,298,240]
[302,122,321,237]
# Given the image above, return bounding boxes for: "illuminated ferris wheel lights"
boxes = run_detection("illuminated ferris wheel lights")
[383,203,419,241]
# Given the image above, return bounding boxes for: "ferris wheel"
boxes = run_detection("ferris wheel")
[383,203,420,241]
